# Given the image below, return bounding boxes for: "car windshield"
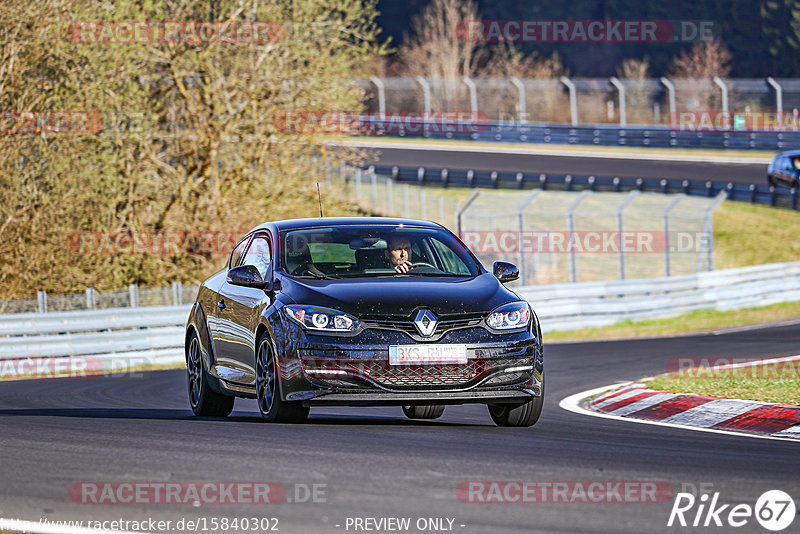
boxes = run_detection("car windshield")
[280,225,481,278]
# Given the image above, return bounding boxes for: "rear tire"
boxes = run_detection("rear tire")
[256,333,309,423]
[402,404,445,419]
[488,379,544,427]
[187,332,234,417]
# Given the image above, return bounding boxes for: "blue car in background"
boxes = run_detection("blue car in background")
[768,149,800,188]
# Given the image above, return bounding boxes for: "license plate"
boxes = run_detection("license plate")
[388,344,468,365]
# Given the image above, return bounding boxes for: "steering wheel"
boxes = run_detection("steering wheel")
[409,262,436,270]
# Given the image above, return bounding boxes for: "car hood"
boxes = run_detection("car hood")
[280,273,519,317]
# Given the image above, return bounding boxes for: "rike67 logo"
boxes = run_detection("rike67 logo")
[668,489,795,531]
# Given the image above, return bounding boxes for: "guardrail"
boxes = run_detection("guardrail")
[357,118,800,151]
[2,262,798,377]
[366,165,799,210]
[518,261,800,333]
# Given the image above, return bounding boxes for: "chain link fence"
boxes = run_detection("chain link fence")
[342,167,725,286]
[0,282,200,314]
[364,76,800,127]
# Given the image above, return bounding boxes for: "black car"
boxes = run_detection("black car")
[185,217,544,427]
[767,149,800,187]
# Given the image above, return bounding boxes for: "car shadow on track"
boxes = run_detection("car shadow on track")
[0,408,488,426]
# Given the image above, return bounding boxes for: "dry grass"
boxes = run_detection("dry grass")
[648,360,800,404]
[546,301,800,342]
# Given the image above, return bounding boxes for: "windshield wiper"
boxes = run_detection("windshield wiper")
[294,272,341,279]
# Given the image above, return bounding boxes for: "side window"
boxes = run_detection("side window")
[431,238,470,274]
[229,236,251,269]
[243,235,272,278]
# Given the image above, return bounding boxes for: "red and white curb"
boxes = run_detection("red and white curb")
[584,382,800,439]
[560,355,800,442]
[561,383,800,442]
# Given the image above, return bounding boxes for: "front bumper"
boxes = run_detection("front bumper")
[277,323,543,405]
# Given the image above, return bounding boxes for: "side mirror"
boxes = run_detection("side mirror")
[227,265,267,289]
[493,261,519,284]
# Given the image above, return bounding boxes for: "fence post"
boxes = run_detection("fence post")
[355,167,362,202]
[663,195,685,277]
[701,191,728,272]
[172,281,183,306]
[560,76,578,126]
[767,77,783,128]
[416,76,431,136]
[371,167,378,212]
[463,76,478,121]
[660,77,676,126]
[37,291,48,313]
[517,189,542,284]
[85,288,96,310]
[567,191,590,283]
[617,191,639,280]
[387,178,393,216]
[609,77,626,127]
[713,77,729,116]
[456,190,482,237]
[370,76,386,119]
[129,284,139,308]
[510,77,527,123]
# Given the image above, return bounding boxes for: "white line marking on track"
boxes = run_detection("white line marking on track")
[559,383,800,443]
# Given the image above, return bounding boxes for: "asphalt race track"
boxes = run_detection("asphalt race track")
[358,145,769,185]
[1,323,798,533]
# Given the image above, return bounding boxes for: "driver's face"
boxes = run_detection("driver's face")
[385,237,411,266]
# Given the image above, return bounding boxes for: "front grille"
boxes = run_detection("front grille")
[299,352,533,390]
[361,313,485,341]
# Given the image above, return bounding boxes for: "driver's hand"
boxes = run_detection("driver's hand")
[394,261,410,273]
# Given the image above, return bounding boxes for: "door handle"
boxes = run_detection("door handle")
[217,300,226,312]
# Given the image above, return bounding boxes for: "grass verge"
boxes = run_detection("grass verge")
[546,300,800,342]
[647,359,800,405]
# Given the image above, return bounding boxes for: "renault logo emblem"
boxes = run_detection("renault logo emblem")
[413,309,438,337]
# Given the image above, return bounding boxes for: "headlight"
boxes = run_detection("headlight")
[284,305,359,332]
[486,301,530,330]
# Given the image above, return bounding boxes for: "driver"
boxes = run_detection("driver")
[384,235,412,273]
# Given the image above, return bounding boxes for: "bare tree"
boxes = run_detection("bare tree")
[668,38,733,111]
[669,38,732,79]
[616,57,654,124]
[396,0,482,110]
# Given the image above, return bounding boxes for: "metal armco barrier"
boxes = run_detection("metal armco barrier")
[518,261,800,333]
[2,263,799,371]
[367,165,799,210]
[357,118,800,151]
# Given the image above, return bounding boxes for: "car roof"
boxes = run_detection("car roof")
[775,149,800,157]
[245,217,445,234]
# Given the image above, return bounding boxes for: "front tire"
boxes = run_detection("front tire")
[187,332,234,417]
[488,380,544,427]
[256,334,309,423]
[402,404,445,419]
